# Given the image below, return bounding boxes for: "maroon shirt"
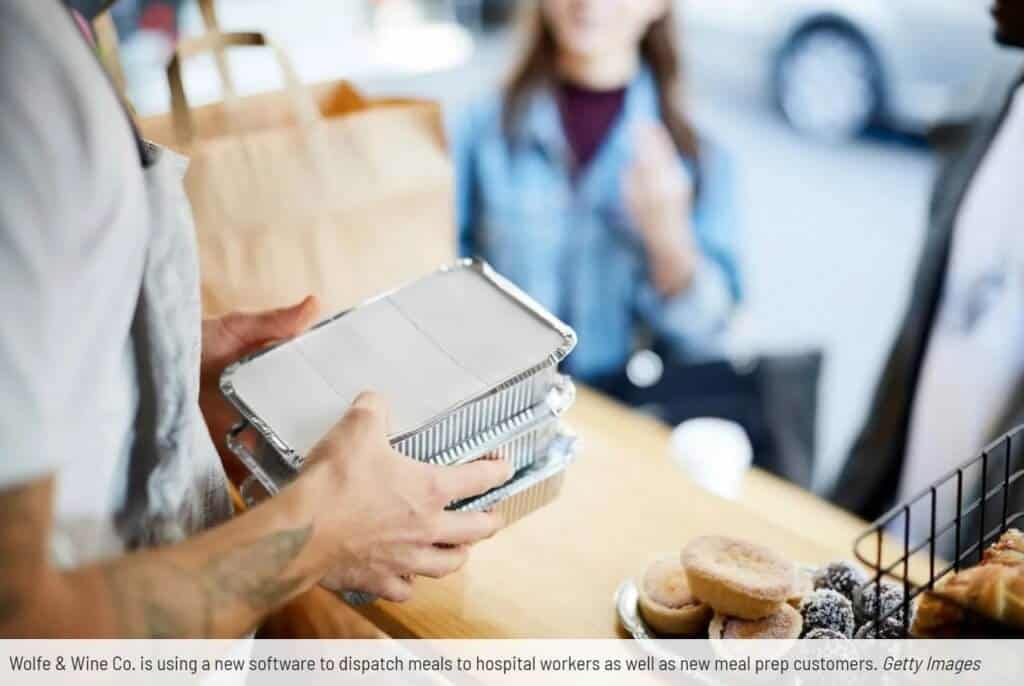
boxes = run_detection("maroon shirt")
[557,81,628,173]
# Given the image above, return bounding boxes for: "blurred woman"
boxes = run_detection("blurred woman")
[452,0,741,386]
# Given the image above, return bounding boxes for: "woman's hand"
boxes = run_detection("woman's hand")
[623,122,699,298]
[199,296,320,483]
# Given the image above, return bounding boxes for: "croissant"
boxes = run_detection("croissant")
[912,563,1024,636]
[982,528,1024,569]
[912,577,966,638]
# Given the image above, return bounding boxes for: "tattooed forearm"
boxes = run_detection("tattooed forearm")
[0,472,318,638]
[103,559,204,638]
[143,594,189,639]
[102,524,314,638]
[198,524,313,635]
[202,525,312,608]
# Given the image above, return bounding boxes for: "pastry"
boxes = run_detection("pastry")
[982,528,1024,569]
[911,574,967,638]
[787,567,814,608]
[799,589,855,637]
[813,561,867,602]
[855,617,907,639]
[637,556,713,637]
[855,583,907,625]
[708,604,803,639]
[804,627,847,639]
[911,530,1024,637]
[911,564,1024,636]
[682,536,796,620]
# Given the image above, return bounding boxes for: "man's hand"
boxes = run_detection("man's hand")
[623,122,699,298]
[302,392,511,602]
[199,296,320,481]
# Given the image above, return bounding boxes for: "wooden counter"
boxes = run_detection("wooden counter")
[360,388,918,638]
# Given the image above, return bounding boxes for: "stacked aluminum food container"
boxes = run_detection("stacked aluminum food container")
[221,259,579,575]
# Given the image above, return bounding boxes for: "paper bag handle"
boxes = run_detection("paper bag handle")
[195,0,238,96]
[167,31,321,144]
[92,12,128,97]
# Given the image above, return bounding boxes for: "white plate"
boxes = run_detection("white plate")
[615,564,820,641]
[614,577,719,686]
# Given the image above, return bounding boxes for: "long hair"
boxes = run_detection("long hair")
[502,3,700,162]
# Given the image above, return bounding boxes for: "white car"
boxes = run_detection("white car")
[680,0,1004,140]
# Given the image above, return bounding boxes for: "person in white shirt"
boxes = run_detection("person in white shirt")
[834,0,1024,545]
[0,1,509,638]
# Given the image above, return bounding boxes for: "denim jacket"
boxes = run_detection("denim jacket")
[450,69,742,382]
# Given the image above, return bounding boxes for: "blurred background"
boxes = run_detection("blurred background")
[113,0,1020,493]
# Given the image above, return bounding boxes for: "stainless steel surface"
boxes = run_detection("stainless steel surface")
[221,259,577,470]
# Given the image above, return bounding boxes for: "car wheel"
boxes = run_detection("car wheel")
[454,0,515,29]
[774,24,883,142]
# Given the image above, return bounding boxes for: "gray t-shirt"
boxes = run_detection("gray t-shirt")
[0,1,230,566]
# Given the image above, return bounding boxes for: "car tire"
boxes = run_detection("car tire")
[454,0,515,29]
[774,24,883,142]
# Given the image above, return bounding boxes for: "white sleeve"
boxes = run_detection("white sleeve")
[0,4,145,487]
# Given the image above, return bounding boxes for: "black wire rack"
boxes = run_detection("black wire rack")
[853,425,1024,637]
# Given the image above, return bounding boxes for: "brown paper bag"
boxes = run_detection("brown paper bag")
[140,31,455,318]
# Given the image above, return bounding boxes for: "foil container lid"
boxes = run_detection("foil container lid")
[220,259,576,464]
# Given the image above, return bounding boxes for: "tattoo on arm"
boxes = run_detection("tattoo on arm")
[0,474,313,638]
[105,524,313,638]
[198,524,312,636]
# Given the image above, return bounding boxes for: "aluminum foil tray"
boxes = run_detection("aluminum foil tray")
[230,378,574,497]
[221,259,577,470]
[453,430,578,526]
[417,376,573,469]
[243,427,578,519]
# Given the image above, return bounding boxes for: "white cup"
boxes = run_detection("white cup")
[670,418,753,500]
